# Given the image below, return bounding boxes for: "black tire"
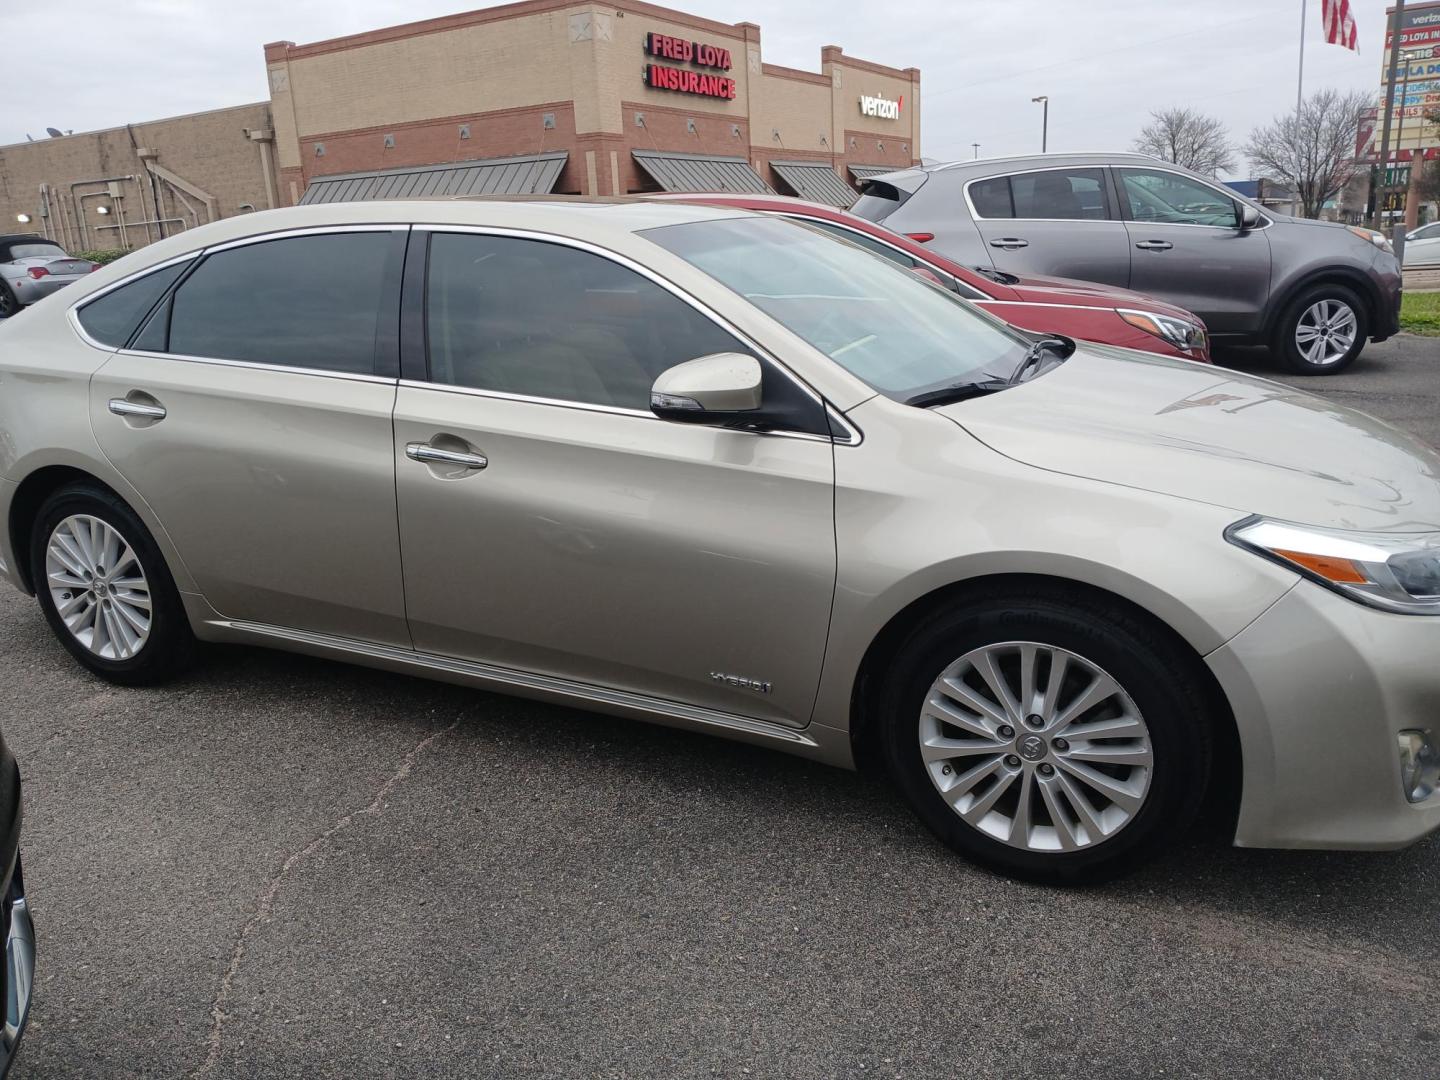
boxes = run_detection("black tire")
[1272,283,1368,375]
[29,482,195,685]
[879,586,1212,885]
[0,282,17,319]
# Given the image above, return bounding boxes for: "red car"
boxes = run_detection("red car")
[655,192,1211,363]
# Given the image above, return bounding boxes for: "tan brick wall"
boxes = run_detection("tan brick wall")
[0,102,277,254]
[826,50,921,174]
[752,67,834,157]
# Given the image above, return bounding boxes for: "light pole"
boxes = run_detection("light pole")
[1031,95,1049,153]
[971,142,981,159]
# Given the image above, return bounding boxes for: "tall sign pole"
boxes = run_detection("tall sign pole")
[1297,0,1307,114]
[1372,0,1408,228]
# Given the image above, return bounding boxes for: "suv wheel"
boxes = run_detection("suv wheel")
[1274,284,1367,375]
[880,589,1211,884]
[30,483,196,685]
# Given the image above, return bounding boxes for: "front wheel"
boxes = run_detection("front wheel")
[880,590,1212,884]
[30,483,195,685]
[1273,284,1368,375]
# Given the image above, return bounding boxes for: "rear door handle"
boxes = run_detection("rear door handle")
[107,398,166,421]
[989,237,1029,249]
[405,443,488,471]
[1135,240,1174,251]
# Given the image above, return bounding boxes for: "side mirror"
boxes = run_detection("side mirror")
[1239,204,1262,231]
[650,352,763,423]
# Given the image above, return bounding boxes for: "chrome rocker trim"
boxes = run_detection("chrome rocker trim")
[204,619,824,753]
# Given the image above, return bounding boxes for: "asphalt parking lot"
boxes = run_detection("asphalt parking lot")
[4,334,1440,1080]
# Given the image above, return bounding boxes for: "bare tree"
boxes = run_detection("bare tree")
[1133,108,1235,175]
[1418,107,1440,203]
[1243,88,1372,219]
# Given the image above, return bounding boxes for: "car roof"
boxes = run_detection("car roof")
[925,152,1162,175]
[648,191,851,217]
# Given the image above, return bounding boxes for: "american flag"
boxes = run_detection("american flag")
[1321,0,1359,52]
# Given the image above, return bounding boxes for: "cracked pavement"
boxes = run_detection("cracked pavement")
[4,335,1440,1079]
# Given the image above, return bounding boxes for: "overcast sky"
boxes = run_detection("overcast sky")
[4,0,1404,174]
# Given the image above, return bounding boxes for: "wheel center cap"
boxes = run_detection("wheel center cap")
[1017,733,1048,762]
[94,581,109,598]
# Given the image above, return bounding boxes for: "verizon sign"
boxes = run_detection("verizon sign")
[859,93,903,120]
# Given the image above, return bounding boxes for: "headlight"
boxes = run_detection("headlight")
[1117,309,1209,355]
[1346,225,1394,256]
[1227,516,1440,615]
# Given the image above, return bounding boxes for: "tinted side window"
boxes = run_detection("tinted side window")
[76,261,190,348]
[426,233,751,410]
[168,232,394,373]
[969,177,1013,219]
[1120,169,1238,228]
[1010,169,1108,220]
[802,219,918,268]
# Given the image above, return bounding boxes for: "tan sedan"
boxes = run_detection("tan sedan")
[2,199,1439,882]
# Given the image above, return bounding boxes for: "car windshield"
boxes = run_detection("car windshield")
[8,242,67,260]
[643,215,1031,400]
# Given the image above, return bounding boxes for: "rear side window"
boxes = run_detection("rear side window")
[425,232,751,410]
[167,232,394,374]
[76,261,190,348]
[970,169,1109,221]
[968,177,1014,219]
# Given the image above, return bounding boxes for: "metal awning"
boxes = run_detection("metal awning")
[632,149,771,194]
[770,161,857,207]
[298,152,569,204]
[848,164,900,182]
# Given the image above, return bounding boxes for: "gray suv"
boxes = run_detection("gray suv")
[852,153,1403,374]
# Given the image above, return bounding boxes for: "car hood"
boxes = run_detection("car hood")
[937,345,1440,533]
[1002,273,1202,323]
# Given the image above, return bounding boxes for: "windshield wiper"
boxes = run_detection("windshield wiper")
[1008,334,1075,386]
[904,377,1011,409]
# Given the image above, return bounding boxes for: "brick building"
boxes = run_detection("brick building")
[2,0,919,252]
[0,103,279,254]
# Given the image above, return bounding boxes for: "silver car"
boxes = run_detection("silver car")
[1404,221,1440,268]
[2,199,1439,883]
[851,153,1404,375]
[0,235,97,318]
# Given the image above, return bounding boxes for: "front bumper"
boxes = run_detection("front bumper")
[1209,581,1440,849]
[0,865,33,1078]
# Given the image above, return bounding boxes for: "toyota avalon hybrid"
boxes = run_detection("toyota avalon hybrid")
[1,199,1437,882]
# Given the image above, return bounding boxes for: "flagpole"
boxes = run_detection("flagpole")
[1297,0,1306,114]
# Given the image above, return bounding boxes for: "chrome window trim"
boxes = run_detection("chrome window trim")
[67,252,199,352]
[775,213,989,301]
[962,164,1119,224]
[67,224,408,358]
[116,348,399,385]
[414,222,860,444]
[1112,165,1273,231]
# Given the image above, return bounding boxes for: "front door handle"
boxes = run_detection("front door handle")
[989,237,1029,249]
[405,443,488,471]
[1135,240,1174,251]
[107,398,166,421]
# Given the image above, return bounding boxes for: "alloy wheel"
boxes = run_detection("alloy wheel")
[1294,299,1358,367]
[44,515,152,660]
[0,288,15,319]
[918,641,1153,852]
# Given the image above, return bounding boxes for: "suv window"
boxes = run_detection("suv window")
[167,232,394,373]
[76,261,190,348]
[426,232,751,410]
[1119,168,1239,228]
[969,169,1108,221]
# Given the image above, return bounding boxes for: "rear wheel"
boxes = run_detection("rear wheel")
[0,283,17,319]
[1273,284,1367,374]
[30,483,195,685]
[879,588,1212,883]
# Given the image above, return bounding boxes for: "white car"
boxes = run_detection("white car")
[1404,221,1440,268]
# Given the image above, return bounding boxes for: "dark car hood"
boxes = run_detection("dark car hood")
[936,344,1440,533]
